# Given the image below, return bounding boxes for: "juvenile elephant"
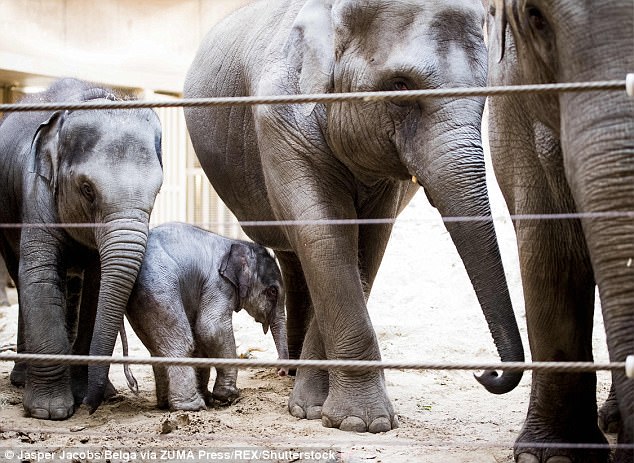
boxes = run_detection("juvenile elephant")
[124,222,288,411]
[0,78,163,419]
[184,0,525,432]
[487,1,633,462]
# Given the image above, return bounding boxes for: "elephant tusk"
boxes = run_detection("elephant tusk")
[411,176,418,184]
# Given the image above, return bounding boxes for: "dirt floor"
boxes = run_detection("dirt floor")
[0,150,613,462]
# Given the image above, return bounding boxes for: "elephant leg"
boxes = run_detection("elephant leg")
[10,307,26,387]
[166,364,205,411]
[152,365,169,410]
[598,379,621,435]
[19,241,74,419]
[70,262,99,405]
[196,310,239,404]
[196,365,213,406]
[288,316,329,420]
[276,251,311,364]
[65,268,84,346]
[513,212,608,462]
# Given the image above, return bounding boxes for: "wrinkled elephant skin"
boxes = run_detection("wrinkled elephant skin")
[184,0,524,433]
[487,1,633,461]
[0,78,163,419]
[125,222,287,411]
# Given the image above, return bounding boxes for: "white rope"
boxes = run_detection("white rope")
[0,352,631,376]
[0,80,627,113]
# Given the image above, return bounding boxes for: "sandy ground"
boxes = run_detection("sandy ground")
[0,145,612,463]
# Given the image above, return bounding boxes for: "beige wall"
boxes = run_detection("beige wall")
[0,0,251,239]
[0,0,252,93]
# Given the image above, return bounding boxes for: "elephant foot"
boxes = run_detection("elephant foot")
[288,367,328,420]
[23,376,75,420]
[321,371,398,433]
[10,362,26,387]
[104,380,118,401]
[211,384,239,404]
[598,391,621,435]
[169,393,206,412]
[514,418,609,463]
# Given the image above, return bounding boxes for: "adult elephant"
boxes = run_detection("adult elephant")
[0,78,163,419]
[487,1,633,462]
[184,0,524,433]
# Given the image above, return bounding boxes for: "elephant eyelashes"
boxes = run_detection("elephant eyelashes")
[393,80,410,91]
[81,182,96,202]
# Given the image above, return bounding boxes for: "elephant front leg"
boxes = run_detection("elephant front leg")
[514,220,609,463]
[197,314,239,403]
[18,237,74,419]
[287,226,396,433]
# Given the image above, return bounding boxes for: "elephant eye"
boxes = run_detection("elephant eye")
[81,182,95,201]
[264,286,278,300]
[527,6,548,31]
[393,80,410,91]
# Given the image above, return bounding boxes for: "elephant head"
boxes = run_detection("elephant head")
[220,243,289,375]
[284,0,524,393]
[30,93,164,411]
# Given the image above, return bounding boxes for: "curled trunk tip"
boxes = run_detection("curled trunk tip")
[474,369,522,394]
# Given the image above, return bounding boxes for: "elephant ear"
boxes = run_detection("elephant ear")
[219,243,256,301]
[285,0,335,114]
[488,0,507,63]
[29,111,67,192]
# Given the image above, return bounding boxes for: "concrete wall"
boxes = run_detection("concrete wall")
[0,0,252,93]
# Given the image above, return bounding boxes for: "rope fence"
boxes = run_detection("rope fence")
[0,79,629,113]
[3,210,634,232]
[1,75,633,456]
[0,352,631,376]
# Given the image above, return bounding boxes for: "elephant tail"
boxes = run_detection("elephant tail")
[119,322,139,395]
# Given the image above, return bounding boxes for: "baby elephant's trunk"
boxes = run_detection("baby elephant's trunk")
[270,310,289,376]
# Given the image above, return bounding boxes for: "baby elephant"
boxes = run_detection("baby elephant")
[125,222,288,411]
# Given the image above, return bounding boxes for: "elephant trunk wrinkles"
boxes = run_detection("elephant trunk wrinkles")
[84,215,149,412]
[271,310,289,376]
[562,91,634,435]
[416,126,524,394]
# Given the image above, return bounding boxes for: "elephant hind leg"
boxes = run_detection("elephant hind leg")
[276,251,312,364]
[598,379,621,435]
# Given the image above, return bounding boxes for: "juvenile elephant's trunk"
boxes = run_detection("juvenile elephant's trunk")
[84,215,149,412]
[271,305,290,376]
[413,116,524,394]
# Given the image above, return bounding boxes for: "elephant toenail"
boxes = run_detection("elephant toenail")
[28,408,50,420]
[392,415,400,429]
[306,406,322,420]
[289,404,306,419]
[516,454,539,463]
[322,416,334,428]
[339,416,367,432]
[368,417,392,433]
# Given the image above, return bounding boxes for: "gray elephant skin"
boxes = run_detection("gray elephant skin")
[0,78,163,419]
[0,254,13,307]
[184,0,525,433]
[124,222,288,411]
[487,1,633,462]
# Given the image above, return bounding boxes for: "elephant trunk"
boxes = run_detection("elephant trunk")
[271,305,290,377]
[413,118,524,394]
[84,215,149,412]
[562,90,634,442]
